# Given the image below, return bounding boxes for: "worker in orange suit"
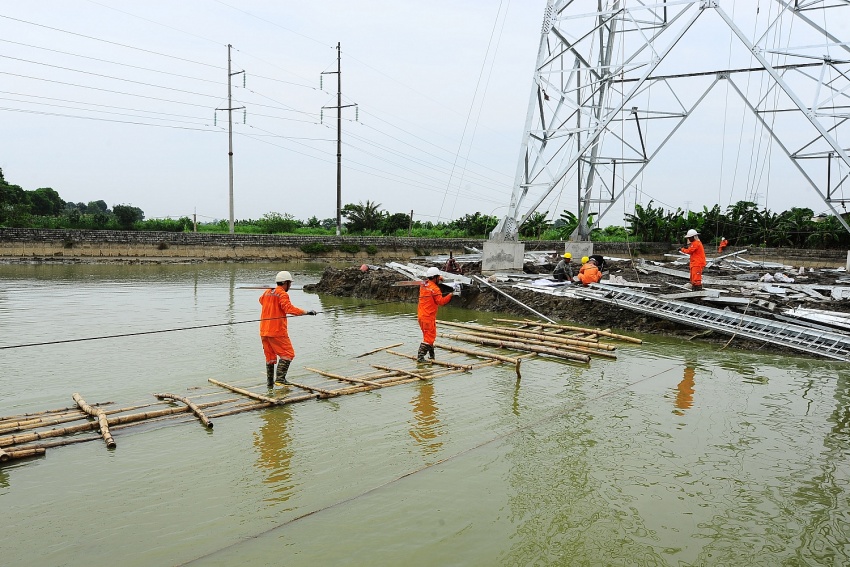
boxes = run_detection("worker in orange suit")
[717,236,728,253]
[260,270,315,388]
[417,267,454,362]
[681,229,707,291]
[574,256,602,286]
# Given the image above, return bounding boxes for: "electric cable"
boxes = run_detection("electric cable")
[0,14,223,70]
[0,106,223,132]
[0,300,400,351]
[0,38,224,86]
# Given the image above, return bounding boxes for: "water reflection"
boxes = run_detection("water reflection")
[253,407,295,501]
[408,381,443,456]
[673,363,696,415]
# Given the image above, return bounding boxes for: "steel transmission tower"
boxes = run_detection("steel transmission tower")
[490,0,850,242]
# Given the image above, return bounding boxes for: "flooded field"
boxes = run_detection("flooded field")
[1,262,848,566]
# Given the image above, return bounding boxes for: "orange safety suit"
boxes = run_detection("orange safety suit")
[717,239,728,253]
[417,279,453,344]
[259,286,306,363]
[575,262,602,286]
[681,239,707,287]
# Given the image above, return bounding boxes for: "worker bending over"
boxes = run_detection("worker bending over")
[417,267,454,362]
[552,252,573,281]
[574,256,602,286]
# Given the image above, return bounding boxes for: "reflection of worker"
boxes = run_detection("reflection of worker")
[574,256,602,286]
[417,267,453,362]
[552,252,573,281]
[673,365,696,415]
[443,252,461,274]
[409,381,442,455]
[680,229,707,291]
[717,236,728,253]
[254,407,294,494]
[260,270,316,387]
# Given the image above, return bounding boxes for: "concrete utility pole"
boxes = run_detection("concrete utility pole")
[321,43,357,237]
[216,44,245,234]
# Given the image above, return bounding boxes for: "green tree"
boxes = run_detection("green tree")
[519,211,550,238]
[87,200,109,213]
[449,212,498,237]
[112,204,144,229]
[341,200,385,232]
[27,187,65,216]
[259,212,300,234]
[380,212,411,234]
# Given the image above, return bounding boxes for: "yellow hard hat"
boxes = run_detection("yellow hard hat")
[581,256,589,264]
[563,252,571,259]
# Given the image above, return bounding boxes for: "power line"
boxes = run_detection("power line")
[0,14,223,69]
[0,54,224,100]
[0,71,216,108]
[0,106,223,132]
[0,38,224,86]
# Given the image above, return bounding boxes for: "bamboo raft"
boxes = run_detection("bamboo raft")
[0,321,643,465]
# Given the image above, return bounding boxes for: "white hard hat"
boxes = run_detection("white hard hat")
[685,229,699,238]
[275,270,293,283]
[425,267,441,278]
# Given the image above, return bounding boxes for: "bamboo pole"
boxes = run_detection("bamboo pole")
[470,275,556,323]
[440,320,610,349]
[72,393,116,449]
[154,393,213,429]
[285,381,339,397]
[4,398,241,451]
[450,328,617,360]
[353,342,404,358]
[208,378,314,405]
[1,447,46,461]
[371,364,428,380]
[0,401,165,435]
[433,343,522,364]
[438,332,590,363]
[304,367,384,387]
[493,318,643,344]
[433,343,524,379]
[385,350,473,370]
[0,401,115,424]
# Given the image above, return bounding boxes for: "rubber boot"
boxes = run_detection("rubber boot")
[428,345,435,360]
[693,284,703,291]
[266,363,275,388]
[416,343,428,362]
[275,359,292,385]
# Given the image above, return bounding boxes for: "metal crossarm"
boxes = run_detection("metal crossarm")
[577,284,850,362]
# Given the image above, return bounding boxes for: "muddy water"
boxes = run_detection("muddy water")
[1,262,848,566]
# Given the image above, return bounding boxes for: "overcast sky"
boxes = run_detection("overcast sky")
[1,1,849,229]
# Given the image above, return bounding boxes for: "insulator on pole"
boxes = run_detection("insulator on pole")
[243,109,246,124]
[243,73,246,88]
[320,109,323,124]
[214,112,217,127]
[320,75,323,90]
[355,106,359,121]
